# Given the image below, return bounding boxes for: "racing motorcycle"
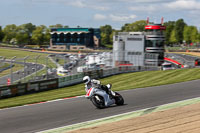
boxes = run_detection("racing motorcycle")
[85,84,124,109]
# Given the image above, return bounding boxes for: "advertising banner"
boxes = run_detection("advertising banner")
[0,86,11,97]
[27,82,39,92]
[10,85,18,96]
[39,79,58,90]
[17,84,27,95]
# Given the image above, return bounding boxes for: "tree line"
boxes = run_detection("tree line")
[0,23,69,46]
[0,19,200,47]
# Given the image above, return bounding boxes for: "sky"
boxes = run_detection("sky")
[0,0,200,29]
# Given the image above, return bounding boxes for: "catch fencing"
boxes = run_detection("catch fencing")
[0,66,159,98]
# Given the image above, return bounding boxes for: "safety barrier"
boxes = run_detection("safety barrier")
[0,79,58,98]
[58,66,158,88]
[0,66,159,98]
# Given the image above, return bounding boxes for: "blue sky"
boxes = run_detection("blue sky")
[1,0,200,29]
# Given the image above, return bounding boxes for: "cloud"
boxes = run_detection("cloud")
[166,0,200,10]
[94,14,107,20]
[69,0,86,8]
[129,5,157,12]
[93,6,110,11]
[68,0,110,11]
[93,14,137,22]
[109,14,137,21]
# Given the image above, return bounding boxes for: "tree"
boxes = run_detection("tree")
[15,32,29,45]
[2,24,18,44]
[174,19,186,44]
[169,29,177,44]
[19,23,36,44]
[100,25,113,45]
[183,26,191,44]
[164,21,175,45]
[121,20,147,32]
[49,24,64,28]
[0,26,4,42]
[121,23,129,31]
[44,28,51,44]
[183,26,199,44]
[190,26,198,43]
[32,25,50,45]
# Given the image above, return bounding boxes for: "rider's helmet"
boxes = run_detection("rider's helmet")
[83,76,91,85]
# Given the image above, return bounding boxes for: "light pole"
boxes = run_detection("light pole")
[10,56,16,85]
[35,55,40,79]
[64,55,68,68]
[23,56,29,82]
[46,55,50,80]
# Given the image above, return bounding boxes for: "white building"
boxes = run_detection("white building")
[113,24,166,67]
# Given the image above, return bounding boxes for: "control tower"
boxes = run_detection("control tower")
[113,18,166,66]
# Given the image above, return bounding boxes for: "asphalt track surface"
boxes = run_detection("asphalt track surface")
[1,80,200,133]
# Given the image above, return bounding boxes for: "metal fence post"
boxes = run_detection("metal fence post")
[23,56,29,82]
[10,56,16,84]
[46,55,50,80]
[35,55,40,79]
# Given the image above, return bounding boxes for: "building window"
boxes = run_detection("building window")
[127,52,142,55]
[145,40,164,47]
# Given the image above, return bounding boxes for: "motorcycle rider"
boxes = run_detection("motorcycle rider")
[83,76,115,98]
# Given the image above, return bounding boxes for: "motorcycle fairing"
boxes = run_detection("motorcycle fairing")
[95,89,115,107]
[85,87,94,98]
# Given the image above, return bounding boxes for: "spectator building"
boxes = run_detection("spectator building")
[50,28,100,50]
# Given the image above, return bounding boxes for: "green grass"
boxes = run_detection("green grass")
[0,47,56,67]
[1,68,200,109]
[0,63,10,69]
[0,47,56,80]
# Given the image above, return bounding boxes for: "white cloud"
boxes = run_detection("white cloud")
[94,14,107,20]
[93,6,110,11]
[109,14,137,21]
[166,0,200,10]
[68,0,110,11]
[69,0,86,8]
[93,14,137,22]
[129,5,157,12]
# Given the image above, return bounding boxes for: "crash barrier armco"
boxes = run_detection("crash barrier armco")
[0,66,159,98]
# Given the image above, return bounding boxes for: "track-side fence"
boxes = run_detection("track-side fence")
[0,66,159,98]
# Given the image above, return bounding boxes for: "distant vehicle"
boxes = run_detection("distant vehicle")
[161,62,175,70]
[56,67,69,76]
[69,55,78,61]
[78,54,86,59]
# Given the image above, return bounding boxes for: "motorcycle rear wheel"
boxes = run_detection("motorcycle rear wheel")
[114,92,124,105]
[91,95,105,109]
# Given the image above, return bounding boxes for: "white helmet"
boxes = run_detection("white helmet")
[83,76,90,84]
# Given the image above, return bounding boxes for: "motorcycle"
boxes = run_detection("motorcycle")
[85,84,124,109]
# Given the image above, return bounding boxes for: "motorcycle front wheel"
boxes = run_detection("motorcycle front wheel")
[91,95,105,109]
[114,92,124,106]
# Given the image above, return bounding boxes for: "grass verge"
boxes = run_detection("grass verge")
[1,68,200,109]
